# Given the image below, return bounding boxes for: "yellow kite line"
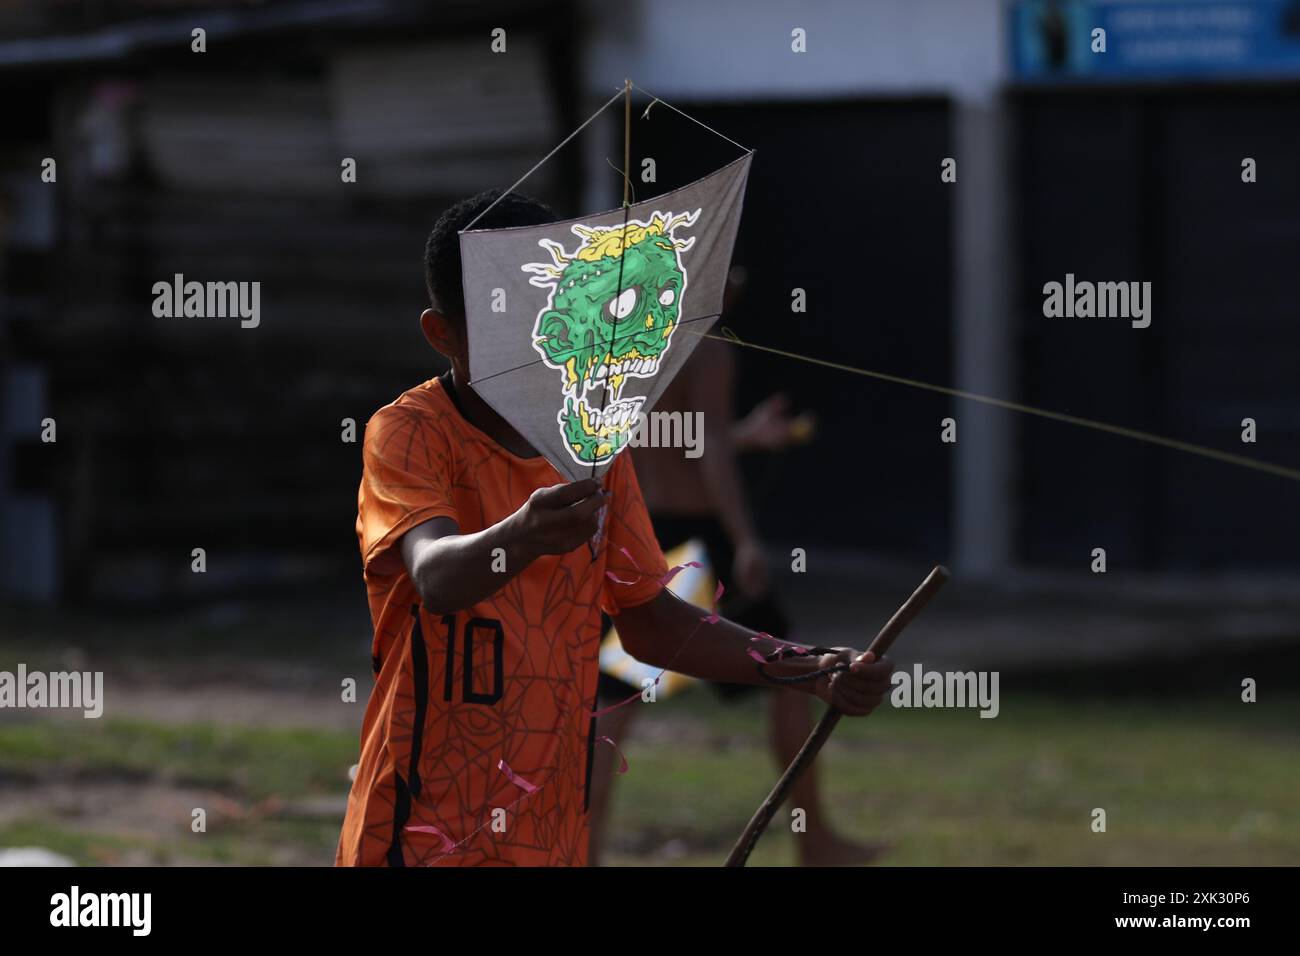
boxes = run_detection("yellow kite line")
[684,326,1300,484]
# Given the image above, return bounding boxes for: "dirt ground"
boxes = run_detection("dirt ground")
[3,561,1298,866]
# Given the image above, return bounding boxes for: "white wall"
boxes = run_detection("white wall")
[583,0,1007,103]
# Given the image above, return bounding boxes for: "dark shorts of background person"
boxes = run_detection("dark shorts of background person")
[597,512,792,704]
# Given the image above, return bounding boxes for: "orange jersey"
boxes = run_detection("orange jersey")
[336,376,666,866]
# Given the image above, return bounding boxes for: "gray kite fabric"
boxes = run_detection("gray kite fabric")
[460,151,753,481]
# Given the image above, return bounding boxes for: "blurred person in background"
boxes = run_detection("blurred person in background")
[588,266,884,867]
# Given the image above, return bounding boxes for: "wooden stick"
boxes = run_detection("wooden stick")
[723,564,951,867]
[622,77,632,207]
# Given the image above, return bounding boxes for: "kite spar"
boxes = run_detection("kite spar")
[622,77,631,207]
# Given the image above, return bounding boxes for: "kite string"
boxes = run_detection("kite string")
[464,77,1292,484]
[680,326,1300,484]
[464,80,747,237]
[605,156,637,204]
[461,87,627,232]
[632,83,751,154]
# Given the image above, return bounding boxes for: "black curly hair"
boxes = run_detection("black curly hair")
[424,189,557,319]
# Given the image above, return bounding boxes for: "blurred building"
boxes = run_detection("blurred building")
[0,0,585,602]
[2,0,1299,604]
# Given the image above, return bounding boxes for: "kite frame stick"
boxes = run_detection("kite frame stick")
[723,564,951,867]
[622,77,632,207]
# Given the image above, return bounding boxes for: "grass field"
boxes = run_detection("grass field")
[2,689,1296,866]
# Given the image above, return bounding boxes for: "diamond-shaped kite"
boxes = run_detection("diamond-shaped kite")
[460,152,752,481]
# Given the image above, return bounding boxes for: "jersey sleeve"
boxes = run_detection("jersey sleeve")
[357,403,460,577]
[600,453,669,614]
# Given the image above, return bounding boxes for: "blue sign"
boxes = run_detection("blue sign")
[1010,0,1300,81]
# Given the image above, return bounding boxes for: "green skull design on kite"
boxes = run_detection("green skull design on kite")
[523,209,700,466]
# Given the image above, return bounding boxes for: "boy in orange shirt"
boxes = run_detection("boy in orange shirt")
[336,190,894,867]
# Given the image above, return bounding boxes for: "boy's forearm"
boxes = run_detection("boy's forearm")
[613,590,823,691]
[409,515,537,614]
[403,478,608,614]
